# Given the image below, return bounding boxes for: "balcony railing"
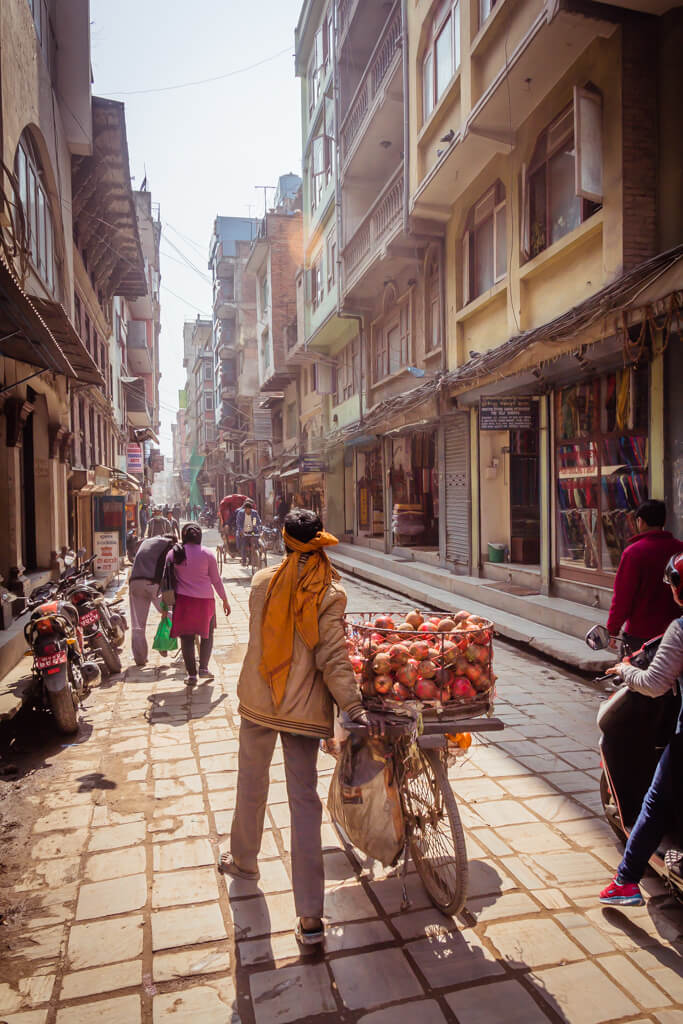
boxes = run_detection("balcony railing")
[343,166,403,291]
[340,4,401,166]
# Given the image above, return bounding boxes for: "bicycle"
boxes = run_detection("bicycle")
[215,540,224,575]
[242,534,266,576]
[341,710,503,915]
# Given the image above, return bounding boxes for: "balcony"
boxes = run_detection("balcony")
[213,279,236,317]
[215,317,235,357]
[126,320,153,375]
[123,377,152,428]
[340,3,402,180]
[342,165,404,299]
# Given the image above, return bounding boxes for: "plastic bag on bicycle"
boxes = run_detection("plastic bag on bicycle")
[328,735,404,866]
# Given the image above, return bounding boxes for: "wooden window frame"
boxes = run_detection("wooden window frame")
[371,291,412,385]
[522,91,602,261]
[462,181,506,305]
[14,136,56,295]
[421,0,460,124]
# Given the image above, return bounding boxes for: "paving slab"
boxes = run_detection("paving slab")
[248,963,336,1024]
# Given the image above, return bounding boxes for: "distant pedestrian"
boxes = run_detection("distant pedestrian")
[140,504,149,536]
[165,523,230,686]
[607,499,683,652]
[146,507,173,538]
[129,533,175,666]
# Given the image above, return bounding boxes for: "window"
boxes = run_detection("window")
[261,328,271,370]
[523,90,602,261]
[334,337,360,405]
[261,274,269,312]
[425,251,441,351]
[479,0,498,26]
[14,135,56,294]
[203,360,213,381]
[462,181,506,304]
[307,11,331,118]
[422,1,460,121]
[311,93,335,212]
[309,255,324,310]
[326,231,336,290]
[26,0,56,72]
[371,290,411,384]
[204,393,214,411]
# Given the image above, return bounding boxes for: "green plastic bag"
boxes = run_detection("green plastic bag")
[153,613,178,652]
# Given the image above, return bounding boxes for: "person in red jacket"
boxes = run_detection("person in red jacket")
[607,499,683,652]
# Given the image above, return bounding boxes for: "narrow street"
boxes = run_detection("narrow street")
[0,533,681,1024]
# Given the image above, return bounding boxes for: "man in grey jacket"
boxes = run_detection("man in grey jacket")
[129,534,175,666]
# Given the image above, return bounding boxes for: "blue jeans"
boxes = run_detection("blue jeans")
[617,741,676,884]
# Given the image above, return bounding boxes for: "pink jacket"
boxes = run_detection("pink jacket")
[165,545,227,602]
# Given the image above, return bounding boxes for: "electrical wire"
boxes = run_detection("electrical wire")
[165,222,208,259]
[100,46,292,97]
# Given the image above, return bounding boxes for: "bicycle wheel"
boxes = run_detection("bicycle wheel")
[216,545,223,574]
[401,746,468,915]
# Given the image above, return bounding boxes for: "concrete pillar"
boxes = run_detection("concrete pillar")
[649,352,664,500]
[32,398,52,570]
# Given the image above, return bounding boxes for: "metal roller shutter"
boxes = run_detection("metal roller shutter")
[444,413,471,568]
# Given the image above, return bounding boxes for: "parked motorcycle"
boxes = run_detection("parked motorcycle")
[64,581,124,675]
[23,592,100,734]
[262,523,284,555]
[585,624,683,899]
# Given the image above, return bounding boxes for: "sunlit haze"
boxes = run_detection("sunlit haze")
[90,0,303,456]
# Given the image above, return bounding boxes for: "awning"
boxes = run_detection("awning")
[0,258,77,378]
[75,483,109,495]
[280,467,300,479]
[111,470,142,492]
[31,298,103,385]
[259,393,284,409]
[132,426,160,445]
[384,419,438,438]
[343,434,380,449]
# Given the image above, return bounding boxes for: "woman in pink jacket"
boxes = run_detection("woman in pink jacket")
[166,523,230,685]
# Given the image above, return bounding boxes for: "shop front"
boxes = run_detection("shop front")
[299,454,327,519]
[554,364,649,583]
[388,427,439,551]
[355,442,384,542]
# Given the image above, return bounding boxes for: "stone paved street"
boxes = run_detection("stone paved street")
[1,544,682,1023]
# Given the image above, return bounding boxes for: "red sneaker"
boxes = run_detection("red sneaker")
[599,877,644,906]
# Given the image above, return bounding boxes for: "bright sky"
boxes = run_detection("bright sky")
[90,0,303,456]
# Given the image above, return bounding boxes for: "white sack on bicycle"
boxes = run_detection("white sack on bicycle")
[328,736,404,866]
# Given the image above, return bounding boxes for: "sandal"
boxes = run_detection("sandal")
[295,917,324,946]
[217,853,259,880]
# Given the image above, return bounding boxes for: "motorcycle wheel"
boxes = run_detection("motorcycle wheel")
[93,633,122,675]
[600,769,625,843]
[48,681,79,734]
[109,614,126,647]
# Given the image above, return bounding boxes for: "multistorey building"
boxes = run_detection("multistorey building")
[291,0,682,623]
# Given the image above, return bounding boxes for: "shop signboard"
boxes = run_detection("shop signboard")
[480,397,536,431]
[94,531,119,574]
[127,443,143,473]
[299,455,327,473]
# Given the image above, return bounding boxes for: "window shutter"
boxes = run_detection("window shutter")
[574,86,603,203]
[312,135,325,177]
[494,203,507,281]
[461,230,471,305]
[520,163,530,260]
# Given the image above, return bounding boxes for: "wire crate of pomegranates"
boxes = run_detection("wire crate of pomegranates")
[344,609,496,719]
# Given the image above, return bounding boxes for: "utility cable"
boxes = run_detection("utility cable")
[101,46,292,97]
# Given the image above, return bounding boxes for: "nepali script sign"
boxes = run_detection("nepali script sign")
[94,532,119,574]
[126,443,143,474]
[480,397,536,431]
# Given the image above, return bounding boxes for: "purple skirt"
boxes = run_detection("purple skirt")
[170,595,215,639]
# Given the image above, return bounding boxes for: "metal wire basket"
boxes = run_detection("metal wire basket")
[344,610,496,720]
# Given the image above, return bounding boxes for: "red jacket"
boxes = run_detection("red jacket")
[607,530,683,640]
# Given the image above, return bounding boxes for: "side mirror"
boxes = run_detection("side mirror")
[64,554,75,567]
[78,547,87,558]
[585,624,611,651]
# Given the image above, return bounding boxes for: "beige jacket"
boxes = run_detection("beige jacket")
[237,562,363,738]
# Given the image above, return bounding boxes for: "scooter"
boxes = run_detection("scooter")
[585,624,683,899]
[23,590,100,734]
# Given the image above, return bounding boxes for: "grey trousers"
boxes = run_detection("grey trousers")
[129,578,162,666]
[231,718,324,918]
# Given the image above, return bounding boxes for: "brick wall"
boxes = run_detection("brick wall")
[621,17,658,271]
[267,213,303,371]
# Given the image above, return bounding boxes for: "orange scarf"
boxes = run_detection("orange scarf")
[259,529,339,708]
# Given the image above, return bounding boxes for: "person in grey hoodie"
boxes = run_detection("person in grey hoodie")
[129,534,175,666]
[599,550,683,907]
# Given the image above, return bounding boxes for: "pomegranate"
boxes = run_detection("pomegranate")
[452,677,476,699]
[464,664,482,686]
[428,646,441,661]
[408,640,430,661]
[395,659,419,687]
[434,667,454,688]
[418,622,433,635]
[437,617,456,632]
[349,655,364,674]
[373,673,393,694]
[374,615,395,631]
[372,652,392,675]
[453,610,470,624]
[396,621,415,637]
[405,609,424,629]
[385,632,402,646]
[418,659,437,679]
[370,632,385,646]
[392,681,412,701]
[388,644,410,667]
[414,678,439,700]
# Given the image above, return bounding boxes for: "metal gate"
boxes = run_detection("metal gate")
[444,413,471,568]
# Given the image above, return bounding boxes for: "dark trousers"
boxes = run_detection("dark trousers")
[231,718,324,918]
[180,617,215,676]
[621,632,647,656]
[618,740,676,884]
